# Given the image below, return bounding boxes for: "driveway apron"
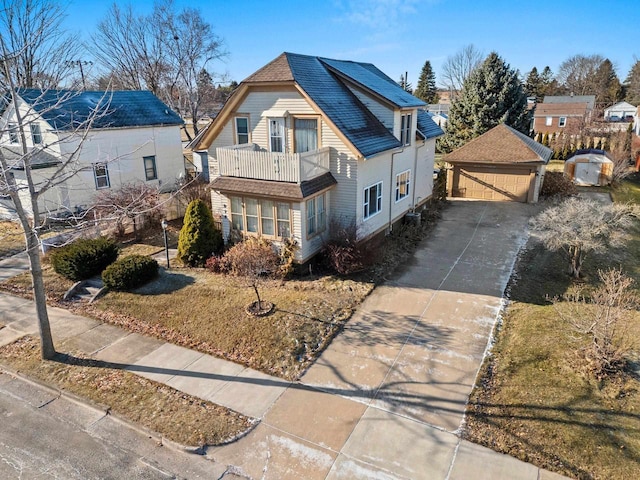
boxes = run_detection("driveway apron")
[210,201,566,480]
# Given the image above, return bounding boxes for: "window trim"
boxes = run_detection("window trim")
[234,115,250,145]
[93,163,110,190]
[143,155,157,181]
[558,116,567,128]
[363,181,383,221]
[400,113,412,146]
[268,117,285,153]
[395,170,411,203]
[229,195,292,239]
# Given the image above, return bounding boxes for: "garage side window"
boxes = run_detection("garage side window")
[363,182,382,220]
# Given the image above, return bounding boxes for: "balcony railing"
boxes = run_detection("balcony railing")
[216,144,330,183]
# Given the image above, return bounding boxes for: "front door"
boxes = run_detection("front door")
[269,118,285,153]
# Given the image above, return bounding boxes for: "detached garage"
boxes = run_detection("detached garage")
[444,124,553,203]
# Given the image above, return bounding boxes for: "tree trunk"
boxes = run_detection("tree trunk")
[253,284,262,309]
[25,230,56,359]
[569,246,583,279]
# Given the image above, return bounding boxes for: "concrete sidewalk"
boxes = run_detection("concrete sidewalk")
[0,250,30,282]
[0,200,569,479]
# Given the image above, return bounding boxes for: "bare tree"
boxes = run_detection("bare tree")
[92,182,162,239]
[92,0,226,135]
[554,268,639,379]
[224,237,281,314]
[0,0,82,88]
[556,54,605,95]
[530,198,638,279]
[0,3,112,359]
[440,44,483,95]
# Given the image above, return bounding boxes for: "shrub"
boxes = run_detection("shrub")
[205,255,230,274]
[322,222,375,276]
[50,237,119,281]
[540,171,577,198]
[102,255,158,291]
[177,199,223,267]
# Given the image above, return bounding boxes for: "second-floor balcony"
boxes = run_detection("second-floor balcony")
[215,144,330,183]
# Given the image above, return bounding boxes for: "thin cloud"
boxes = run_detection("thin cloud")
[333,0,421,30]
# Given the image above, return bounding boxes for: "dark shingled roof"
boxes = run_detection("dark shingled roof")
[211,172,337,200]
[444,124,552,165]
[319,58,425,108]
[285,53,401,158]
[17,89,183,131]
[417,110,444,140]
[2,146,61,169]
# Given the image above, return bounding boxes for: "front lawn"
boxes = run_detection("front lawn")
[465,190,640,479]
[0,221,25,259]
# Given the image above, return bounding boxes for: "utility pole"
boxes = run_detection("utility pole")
[66,60,93,90]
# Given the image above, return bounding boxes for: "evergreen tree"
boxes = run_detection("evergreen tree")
[624,60,640,105]
[593,59,623,104]
[524,67,541,100]
[440,52,530,152]
[177,199,223,267]
[542,132,550,146]
[414,60,439,104]
[398,73,413,93]
[595,139,602,150]
[587,137,595,149]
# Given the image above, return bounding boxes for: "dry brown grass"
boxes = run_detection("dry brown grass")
[465,225,640,479]
[84,270,372,380]
[0,336,253,446]
[0,221,25,259]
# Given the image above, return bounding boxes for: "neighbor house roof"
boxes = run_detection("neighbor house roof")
[444,124,552,165]
[604,101,637,112]
[2,146,61,170]
[533,102,589,117]
[193,52,433,158]
[16,89,183,131]
[542,95,596,110]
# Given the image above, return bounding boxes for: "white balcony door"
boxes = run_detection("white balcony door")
[269,118,285,153]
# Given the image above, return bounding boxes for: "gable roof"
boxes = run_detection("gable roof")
[444,124,552,165]
[542,95,596,110]
[194,52,431,158]
[16,89,183,131]
[604,101,637,112]
[534,102,589,117]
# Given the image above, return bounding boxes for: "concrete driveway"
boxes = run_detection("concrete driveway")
[210,201,565,479]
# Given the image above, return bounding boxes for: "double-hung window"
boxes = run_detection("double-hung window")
[400,113,412,146]
[395,170,410,202]
[294,118,318,153]
[93,163,110,189]
[363,182,383,220]
[31,123,42,145]
[545,116,553,126]
[143,155,157,180]
[269,118,285,153]
[235,117,249,144]
[558,116,567,127]
[306,193,326,236]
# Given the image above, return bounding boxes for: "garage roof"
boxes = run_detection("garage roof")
[444,124,552,165]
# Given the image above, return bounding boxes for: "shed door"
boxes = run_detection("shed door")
[452,166,532,202]
[574,162,601,185]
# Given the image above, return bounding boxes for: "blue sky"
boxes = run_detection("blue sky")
[67,0,639,88]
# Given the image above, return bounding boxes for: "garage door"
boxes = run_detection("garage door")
[453,166,532,202]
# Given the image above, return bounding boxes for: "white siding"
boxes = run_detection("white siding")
[413,138,436,208]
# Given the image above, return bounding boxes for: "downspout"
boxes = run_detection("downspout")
[389,148,404,233]
[412,139,426,210]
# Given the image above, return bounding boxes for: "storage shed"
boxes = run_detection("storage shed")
[564,149,614,186]
[445,124,553,203]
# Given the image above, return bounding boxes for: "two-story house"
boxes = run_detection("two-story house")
[190,52,444,263]
[0,89,184,219]
[532,95,596,134]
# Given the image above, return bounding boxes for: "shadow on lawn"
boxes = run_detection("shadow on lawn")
[133,271,196,295]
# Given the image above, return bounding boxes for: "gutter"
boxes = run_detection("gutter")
[389,147,404,233]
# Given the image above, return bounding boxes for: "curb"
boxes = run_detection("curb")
[0,363,205,455]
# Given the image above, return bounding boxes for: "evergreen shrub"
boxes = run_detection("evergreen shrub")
[50,237,119,281]
[102,254,158,291]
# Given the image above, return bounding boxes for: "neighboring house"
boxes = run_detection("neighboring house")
[426,111,448,129]
[445,123,552,203]
[533,95,596,134]
[604,101,636,122]
[564,149,614,186]
[190,52,444,263]
[0,89,184,219]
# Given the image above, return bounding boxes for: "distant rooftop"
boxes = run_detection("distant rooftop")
[542,95,596,110]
